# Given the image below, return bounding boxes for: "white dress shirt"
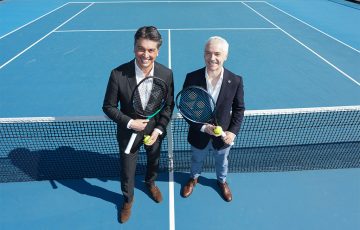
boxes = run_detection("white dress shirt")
[201,67,224,132]
[127,61,163,135]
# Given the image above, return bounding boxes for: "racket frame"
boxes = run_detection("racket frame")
[124,76,168,154]
[176,86,234,145]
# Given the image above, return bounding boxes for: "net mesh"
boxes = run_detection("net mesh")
[1,106,360,182]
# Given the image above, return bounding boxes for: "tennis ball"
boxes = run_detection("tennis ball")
[213,126,223,136]
[143,135,151,144]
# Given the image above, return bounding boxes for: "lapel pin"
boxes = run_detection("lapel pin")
[228,80,231,83]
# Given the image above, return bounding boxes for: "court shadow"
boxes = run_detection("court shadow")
[50,178,128,223]
[7,146,168,219]
[196,176,223,198]
[7,146,150,182]
[51,179,123,209]
[7,147,124,212]
[174,172,221,198]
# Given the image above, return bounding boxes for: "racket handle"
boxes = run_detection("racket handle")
[124,133,138,154]
[221,131,234,146]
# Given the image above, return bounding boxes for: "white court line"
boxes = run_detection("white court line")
[0,3,94,70]
[242,2,360,87]
[68,1,266,4]
[55,29,137,33]
[2,105,360,123]
[167,29,175,230]
[0,2,71,40]
[55,27,278,33]
[265,1,360,54]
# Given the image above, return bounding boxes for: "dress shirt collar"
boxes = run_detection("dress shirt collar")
[205,67,224,103]
[135,60,154,83]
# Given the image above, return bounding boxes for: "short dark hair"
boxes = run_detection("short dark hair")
[134,26,162,48]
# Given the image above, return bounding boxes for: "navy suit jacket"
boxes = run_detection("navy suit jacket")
[102,59,175,151]
[183,67,245,150]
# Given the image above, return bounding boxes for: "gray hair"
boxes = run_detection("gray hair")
[205,36,229,53]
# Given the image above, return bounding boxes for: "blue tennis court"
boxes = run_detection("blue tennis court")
[1,0,360,229]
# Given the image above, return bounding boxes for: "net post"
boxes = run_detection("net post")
[166,118,174,172]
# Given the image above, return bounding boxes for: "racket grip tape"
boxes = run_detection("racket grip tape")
[124,133,138,154]
[221,131,234,146]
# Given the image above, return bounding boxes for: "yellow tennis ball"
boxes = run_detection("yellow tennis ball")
[213,126,223,135]
[143,135,151,144]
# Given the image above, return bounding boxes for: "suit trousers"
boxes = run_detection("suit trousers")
[119,138,162,203]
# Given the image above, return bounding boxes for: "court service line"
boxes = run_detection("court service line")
[0,3,94,70]
[55,27,279,33]
[266,1,360,54]
[167,27,278,31]
[0,2,71,40]
[68,1,266,4]
[242,2,360,87]
[167,29,176,230]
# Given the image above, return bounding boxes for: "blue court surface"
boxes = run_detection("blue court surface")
[1,0,360,229]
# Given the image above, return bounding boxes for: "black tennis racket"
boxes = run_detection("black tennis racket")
[124,76,168,154]
[176,86,234,145]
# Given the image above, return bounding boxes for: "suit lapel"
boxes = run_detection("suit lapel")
[199,68,207,89]
[153,62,165,81]
[127,60,137,93]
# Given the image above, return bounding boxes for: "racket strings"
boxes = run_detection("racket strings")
[178,88,215,123]
[138,78,153,110]
[133,77,168,117]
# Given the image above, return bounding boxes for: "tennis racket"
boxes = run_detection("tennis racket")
[176,86,234,145]
[124,76,169,154]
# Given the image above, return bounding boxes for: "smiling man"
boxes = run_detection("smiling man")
[180,36,245,202]
[103,26,174,223]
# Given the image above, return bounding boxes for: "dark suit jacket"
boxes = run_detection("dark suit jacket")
[102,59,174,151]
[183,67,245,150]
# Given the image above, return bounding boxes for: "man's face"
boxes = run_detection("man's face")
[204,40,228,72]
[134,38,159,71]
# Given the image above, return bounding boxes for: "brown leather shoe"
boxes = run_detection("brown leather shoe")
[147,183,163,203]
[119,200,133,223]
[181,178,198,198]
[217,181,232,202]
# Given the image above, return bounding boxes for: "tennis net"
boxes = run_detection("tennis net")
[1,106,360,182]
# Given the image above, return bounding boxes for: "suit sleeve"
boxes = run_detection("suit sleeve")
[228,77,245,135]
[102,70,131,129]
[182,74,191,89]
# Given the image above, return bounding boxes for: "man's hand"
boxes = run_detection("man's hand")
[143,130,160,146]
[130,119,149,131]
[222,131,235,145]
[204,124,218,136]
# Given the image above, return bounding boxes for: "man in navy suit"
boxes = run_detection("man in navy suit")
[181,36,245,202]
[103,26,174,223]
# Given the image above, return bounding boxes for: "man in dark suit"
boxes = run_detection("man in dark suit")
[181,36,245,202]
[103,26,174,223]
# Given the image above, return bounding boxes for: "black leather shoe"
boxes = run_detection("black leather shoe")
[181,178,198,198]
